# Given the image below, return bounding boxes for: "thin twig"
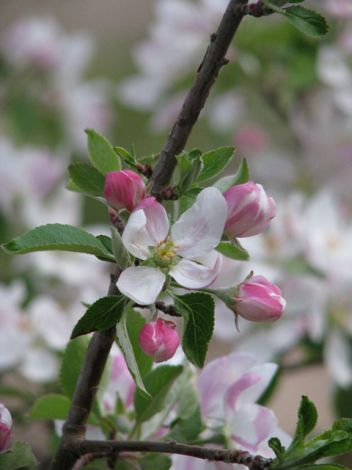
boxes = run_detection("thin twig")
[151,0,249,193]
[72,452,108,470]
[71,439,272,470]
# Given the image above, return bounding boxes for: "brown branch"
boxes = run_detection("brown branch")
[151,0,249,193]
[71,439,272,470]
[51,1,252,468]
[50,268,120,470]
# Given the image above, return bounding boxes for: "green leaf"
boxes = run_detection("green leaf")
[283,6,328,38]
[111,227,131,269]
[68,162,105,197]
[71,295,125,339]
[60,336,90,398]
[168,379,203,442]
[216,241,249,261]
[140,454,172,470]
[175,293,215,368]
[293,396,318,443]
[269,437,286,461]
[296,465,349,470]
[197,146,234,183]
[2,224,115,261]
[116,309,153,394]
[29,394,70,420]
[214,158,250,192]
[0,442,38,469]
[86,129,121,175]
[134,365,183,424]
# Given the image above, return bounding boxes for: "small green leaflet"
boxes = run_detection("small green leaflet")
[71,295,125,339]
[134,365,183,424]
[175,293,215,368]
[264,2,328,38]
[214,158,250,192]
[294,396,318,443]
[2,224,115,261]
[60,336,90,398]
[68,162,105,197]
[86,128,121,175]
[197,146,234,183]
[29,394,71,420]
[116,309,153,394]
[216,241,249,261]
[0,442,38,470]
[283,6,328,38]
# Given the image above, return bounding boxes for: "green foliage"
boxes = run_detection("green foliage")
[271,397,352,469]
[2,224,115,261]
[216,240,249,261]
[196,146,234,183]
[214,158,250,192]
[176,151,202,193]
[68,162,105,197]
[111,227,131,269]
[293,396,318,443]
[134,365,183,424]
[86,128,121,175]
[265,2,328,38]
[139,454,172,470]
[71,295,125,339]
[116,309,153,394]
[60,336,90,398]
[175,293,215,368]
[168,378,203,442]
[0,442,38,470]
[29,394,70,421]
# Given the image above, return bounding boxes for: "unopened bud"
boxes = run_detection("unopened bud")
[104,170,146,212]
[139,319,180,363]
[234,275,285,322]
[224,181,276,238]
[0,404,12,453]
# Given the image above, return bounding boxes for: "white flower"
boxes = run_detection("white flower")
[117,187,228,305]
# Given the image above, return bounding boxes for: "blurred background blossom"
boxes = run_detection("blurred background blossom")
[1,0,352,467]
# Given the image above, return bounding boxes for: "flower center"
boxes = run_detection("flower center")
[154,237,177,267]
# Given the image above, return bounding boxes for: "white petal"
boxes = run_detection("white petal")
[170,252,222,289]
[209,255,245,289]
[117,266,166,305]
[172,187,227,258]
[20,347,59,383]
[325,329,352,387]
[122,200,169,260]
[228,404,277,454]
[122,210,153,260]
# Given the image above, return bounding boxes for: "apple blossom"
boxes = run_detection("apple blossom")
[224,182,276,238]
[197,352,289,457]
[104,170,146,212]
[139,318,180,363]
[233,276,285,322]
[0,404,12,453]
[117,187,228,305]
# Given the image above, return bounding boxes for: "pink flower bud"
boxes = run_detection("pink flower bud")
[0,404,12,453]
[104,170,146,212]
[224,181,276,238]
[234,275,286,322]
[139,319,180,363]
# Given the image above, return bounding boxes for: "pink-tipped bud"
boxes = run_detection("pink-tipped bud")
[104,170,146,212]
[139,319,180,363]
[234,275,285,322]
[224,181,276,238]
[0,404,12,453]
